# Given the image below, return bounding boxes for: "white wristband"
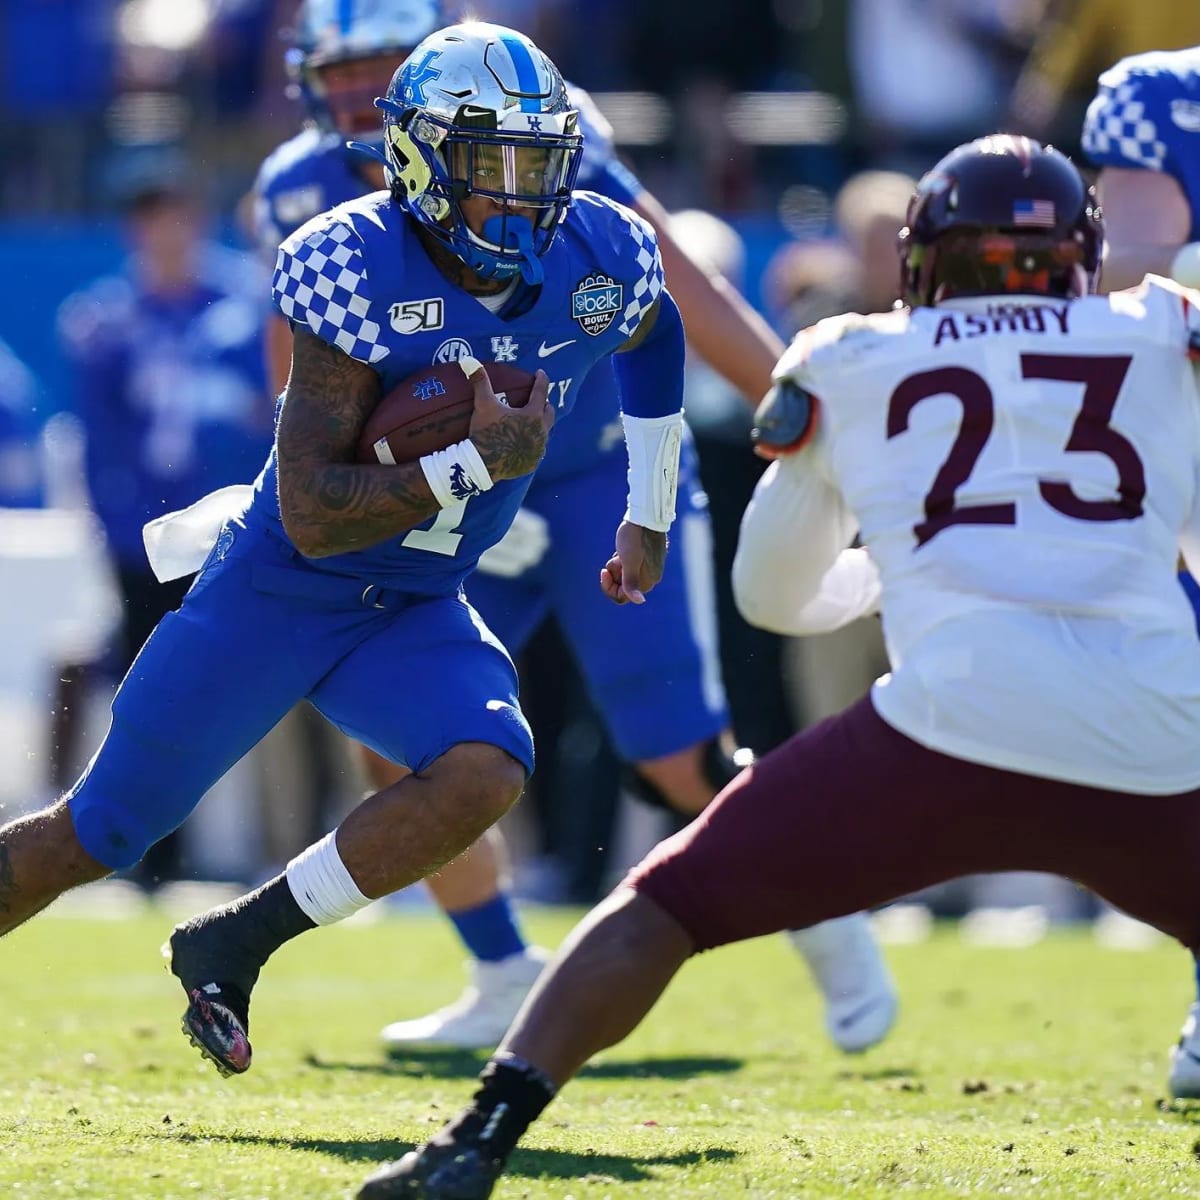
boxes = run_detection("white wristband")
[419,439,494,508]
[622,411,683,532]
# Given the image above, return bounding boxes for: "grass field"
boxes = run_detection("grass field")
[3,900,1200,1199]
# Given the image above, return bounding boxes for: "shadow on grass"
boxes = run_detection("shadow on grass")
[168,1129,739,1179]
[581,1055,742,1080]
[170,1132,401,1165]
[305,1047,487,1078]
[304,1050,743,1081]
[1162,1098,1200,1126]
[834,1066,923,1083]
[512,1144,740,1183]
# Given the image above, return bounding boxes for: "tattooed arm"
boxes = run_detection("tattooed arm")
[277,331,555,559]
[276,327,441,558]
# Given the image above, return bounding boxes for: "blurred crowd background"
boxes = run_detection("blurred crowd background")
[3,0,1200,915]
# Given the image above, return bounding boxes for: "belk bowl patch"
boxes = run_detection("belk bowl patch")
[571,274,623,336]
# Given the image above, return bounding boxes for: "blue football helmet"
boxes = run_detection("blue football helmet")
[287,0,444,140]
[377,22,583,285]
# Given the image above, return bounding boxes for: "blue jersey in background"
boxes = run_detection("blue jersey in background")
[1083,48,1200,237]
[57,248,273,566]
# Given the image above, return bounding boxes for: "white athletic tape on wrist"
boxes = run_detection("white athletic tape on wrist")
[419,439,494,509]
[286,830,371,926]
[622,411,683,532]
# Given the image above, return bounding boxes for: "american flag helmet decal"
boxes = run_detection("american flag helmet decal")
[1013,198,1056,227]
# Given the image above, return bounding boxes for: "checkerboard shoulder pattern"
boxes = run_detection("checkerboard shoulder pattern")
[616,214,665,339]
[272,221,389,364]
[1083,72,1168,171]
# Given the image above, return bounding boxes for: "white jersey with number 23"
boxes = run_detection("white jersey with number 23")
[737,276,1200,795]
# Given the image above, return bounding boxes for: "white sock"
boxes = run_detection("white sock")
[286,830,371,926]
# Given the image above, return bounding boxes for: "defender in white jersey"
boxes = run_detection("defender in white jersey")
[358,135,1200,1200]
[752,271,1200,794]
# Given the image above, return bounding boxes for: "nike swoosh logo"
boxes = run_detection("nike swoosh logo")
[538,339,575,358]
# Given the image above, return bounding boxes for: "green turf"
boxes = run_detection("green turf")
[2,906,1199,1199]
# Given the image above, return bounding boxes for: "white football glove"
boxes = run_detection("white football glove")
[476,506,550,577]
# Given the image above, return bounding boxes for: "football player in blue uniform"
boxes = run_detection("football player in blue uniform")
[0,22,695,1079]
[1083,44,1200,1100]
[250,0,898,1056]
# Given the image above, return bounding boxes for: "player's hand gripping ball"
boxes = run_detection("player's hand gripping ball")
[357,359,538,465]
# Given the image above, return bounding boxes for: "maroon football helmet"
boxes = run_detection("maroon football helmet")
[898,135,1103,307]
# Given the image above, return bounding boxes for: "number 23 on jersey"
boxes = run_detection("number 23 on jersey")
[889,353,1145,548]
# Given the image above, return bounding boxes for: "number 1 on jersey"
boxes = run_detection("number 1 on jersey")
[402,500,467,556]
[888,353,1144,548]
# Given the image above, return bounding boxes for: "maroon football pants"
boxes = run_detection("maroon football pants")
[629,695,1200,953]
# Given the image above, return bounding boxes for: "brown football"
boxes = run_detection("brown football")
[356,360,537,466]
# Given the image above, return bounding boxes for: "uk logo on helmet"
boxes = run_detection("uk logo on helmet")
[571,273,623,337]
[403,50,443,106]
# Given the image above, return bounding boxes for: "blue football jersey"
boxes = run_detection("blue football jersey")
[253,88,649,485]
[568,84,643,210]
[252,127,369,261]
[249,188,666,595]
[1083,48,1200,239]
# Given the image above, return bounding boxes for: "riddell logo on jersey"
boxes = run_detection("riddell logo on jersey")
[571,274,623,336]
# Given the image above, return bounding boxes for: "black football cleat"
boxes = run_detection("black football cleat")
[179,982,253,1076]
[165,925,254,1076]
[357,1138,502,1200]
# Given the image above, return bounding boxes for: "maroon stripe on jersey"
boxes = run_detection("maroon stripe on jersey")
[627,696,1200,953]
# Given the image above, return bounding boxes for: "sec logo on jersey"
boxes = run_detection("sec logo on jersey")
[432,337,474,363]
